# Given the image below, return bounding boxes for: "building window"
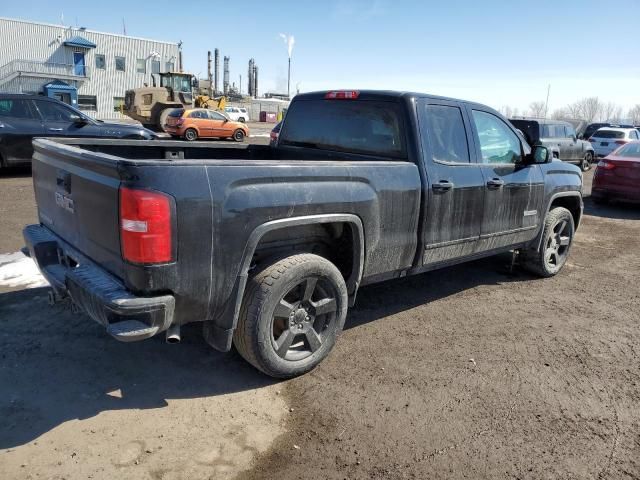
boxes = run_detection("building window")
[78,95,97,111]
[115,56,126,72]
[95,54,106,70]
[113,97,125,113]
[136,58,146,74]
[151,60,160,74]
[165,61,174,72]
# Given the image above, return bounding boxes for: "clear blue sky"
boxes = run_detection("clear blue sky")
[3,0,639,113]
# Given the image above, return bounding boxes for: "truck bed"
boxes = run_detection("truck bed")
[29,137,422,348]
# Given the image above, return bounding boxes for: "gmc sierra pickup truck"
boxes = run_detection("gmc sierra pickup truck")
[24,90,583,378]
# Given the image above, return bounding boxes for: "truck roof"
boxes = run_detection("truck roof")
[294,90,492,110]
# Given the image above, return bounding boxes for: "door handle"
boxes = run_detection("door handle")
[486,178,505,189]
[432,180,454,192]
[48,128,63,132]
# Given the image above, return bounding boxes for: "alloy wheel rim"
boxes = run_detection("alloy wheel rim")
[270,276,338,361]
[545,219,572,269]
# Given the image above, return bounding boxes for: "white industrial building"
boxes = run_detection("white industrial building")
[0,17,179,119]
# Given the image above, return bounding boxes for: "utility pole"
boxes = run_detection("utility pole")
[544,84,551,119]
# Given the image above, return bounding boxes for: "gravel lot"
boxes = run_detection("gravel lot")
[1,156,639,479]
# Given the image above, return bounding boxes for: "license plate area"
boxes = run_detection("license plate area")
[601,142,609,146]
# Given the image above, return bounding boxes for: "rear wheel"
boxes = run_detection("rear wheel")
[233,129,245,142]
[184,128,198,141]
[521,207,575,277]
[581,152,593,171]
[233,254,348,378]
[238,117,246,123]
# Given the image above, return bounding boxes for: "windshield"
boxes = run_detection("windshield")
[161,75,192,92]
[615,143,640,158]
[279,99,405,158]
[593,130,625,139]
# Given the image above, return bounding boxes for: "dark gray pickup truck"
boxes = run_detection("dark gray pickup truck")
[24,90,583,378]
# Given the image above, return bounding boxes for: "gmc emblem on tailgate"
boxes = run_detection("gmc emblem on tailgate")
[55,192,75,213]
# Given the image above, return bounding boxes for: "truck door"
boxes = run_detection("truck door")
[417,100,486,265]
[467,108,545,251]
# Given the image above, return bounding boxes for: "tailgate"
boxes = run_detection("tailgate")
[32,138,125,279]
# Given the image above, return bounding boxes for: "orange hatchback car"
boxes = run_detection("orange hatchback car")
[164,108,249,142]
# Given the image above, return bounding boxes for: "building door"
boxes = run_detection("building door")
[53,93,71,105]
[73,52,86,76]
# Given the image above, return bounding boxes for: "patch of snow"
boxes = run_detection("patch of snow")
[249,133,272,138]
[0,252,49,289]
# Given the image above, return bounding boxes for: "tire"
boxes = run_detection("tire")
[521,207,575,278]
[184,128,198,141]
[581,152,593,172]
[233,254,348,378]
[233,129,245,142]
[238,117,246,123]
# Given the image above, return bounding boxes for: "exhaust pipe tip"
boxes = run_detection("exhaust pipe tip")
[166,324,181,344]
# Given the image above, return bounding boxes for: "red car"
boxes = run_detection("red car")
[592,140,640,204]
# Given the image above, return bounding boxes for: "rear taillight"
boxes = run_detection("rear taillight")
[176,118,184,126]
[597,161,616,170]
[614,140,627,145]
[119,187,173,264]
[325,90,360,100]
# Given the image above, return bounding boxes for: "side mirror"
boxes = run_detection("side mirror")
[526,145,550,164]
[70,114,87,125]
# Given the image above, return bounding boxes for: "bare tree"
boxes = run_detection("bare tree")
[529,101,546,118]
[602,102,622,122]
[578,97,603,123]
[629,105,640,125]
[550,108,569,120]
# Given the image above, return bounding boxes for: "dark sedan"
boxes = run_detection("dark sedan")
[592,141,640,204]
[0,94,156,168]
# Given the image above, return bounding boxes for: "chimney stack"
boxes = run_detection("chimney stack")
[223,56,230,95]
[214,48,220,95]
[207,51,212,96]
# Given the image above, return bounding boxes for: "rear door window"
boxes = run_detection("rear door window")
[279,99,405,158]
[0,99,39,119]
[424,104,470,163]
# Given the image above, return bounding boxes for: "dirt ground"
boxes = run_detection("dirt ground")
[1,161,640,480]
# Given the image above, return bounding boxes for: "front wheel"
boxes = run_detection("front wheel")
[521,207,575,277]
[233,254,348,378]
[233,129,246,142]
[581,152,593,172]
[238,117,246,123]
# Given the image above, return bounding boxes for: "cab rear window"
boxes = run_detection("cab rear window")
[593,130,625,139]
[279,99,406,158]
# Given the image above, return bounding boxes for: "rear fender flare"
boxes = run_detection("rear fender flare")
[224,214,365,331]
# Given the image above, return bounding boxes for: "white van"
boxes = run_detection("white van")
[224,106,250,122]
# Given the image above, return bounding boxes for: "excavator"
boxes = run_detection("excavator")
[124,72,226,131]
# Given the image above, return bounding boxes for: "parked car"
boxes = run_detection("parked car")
[164,108,249,141]
[0,93,157,168]
[588,127,640,158]
[581,122,635,141]
[24,90,583,378]
[592,141,640,204]
[224,106,250,122]
[509,118,594,171]
[270,121,282,146]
